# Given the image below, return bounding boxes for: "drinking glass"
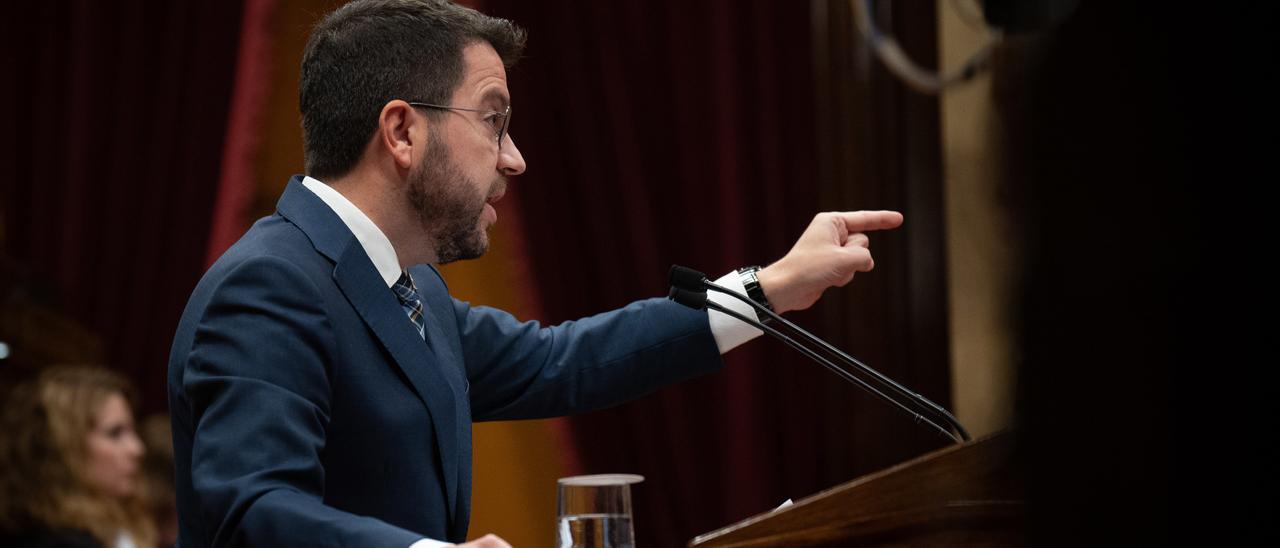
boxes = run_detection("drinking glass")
[555,474,644,548]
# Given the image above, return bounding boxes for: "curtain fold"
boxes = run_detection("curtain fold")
[205,0,279,268]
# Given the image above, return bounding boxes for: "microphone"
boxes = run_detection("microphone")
[669,265,708,295]
[668,265,971,443]
[668,286,708,310]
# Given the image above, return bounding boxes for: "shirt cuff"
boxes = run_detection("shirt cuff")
[409,538,454,548]
[707,271,765,353]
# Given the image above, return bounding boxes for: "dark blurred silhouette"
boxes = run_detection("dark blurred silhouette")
[139,415,178,548]
[1000,1,1260,543]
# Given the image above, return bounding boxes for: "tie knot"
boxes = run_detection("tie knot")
[393,271,426,340]
[392,271,421,305]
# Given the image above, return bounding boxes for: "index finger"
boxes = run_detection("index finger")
[836,210,904,232]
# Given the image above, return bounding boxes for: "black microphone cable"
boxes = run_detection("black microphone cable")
[668,286,963,444]
[670,265,971,442]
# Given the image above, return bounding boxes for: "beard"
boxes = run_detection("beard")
[406,132,504,264]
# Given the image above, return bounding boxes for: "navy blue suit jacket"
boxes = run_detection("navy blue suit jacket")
[168,177,723,546]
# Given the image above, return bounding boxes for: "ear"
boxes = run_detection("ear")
[375,100,424,171]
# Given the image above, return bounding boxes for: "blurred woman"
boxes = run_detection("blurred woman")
[0,365,156,547]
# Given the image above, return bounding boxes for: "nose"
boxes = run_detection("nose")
[126,431,145,459]
[498,133,526,176]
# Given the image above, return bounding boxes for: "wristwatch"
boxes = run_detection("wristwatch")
[737,265,773,313]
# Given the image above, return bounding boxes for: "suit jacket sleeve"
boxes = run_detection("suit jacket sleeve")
[182,255,422,547]
[448,292,725,422]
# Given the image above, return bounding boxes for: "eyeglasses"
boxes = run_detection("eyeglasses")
[408,101,511,150]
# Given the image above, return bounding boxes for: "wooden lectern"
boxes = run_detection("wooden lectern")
[689,431,1023,547]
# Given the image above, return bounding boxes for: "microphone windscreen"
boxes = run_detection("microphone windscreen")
[668,286,708,310]
[668,264,708,291]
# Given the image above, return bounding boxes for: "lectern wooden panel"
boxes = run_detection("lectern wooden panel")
[690,431,1022,547]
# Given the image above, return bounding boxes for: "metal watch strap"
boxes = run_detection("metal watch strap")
[738,265,773,313]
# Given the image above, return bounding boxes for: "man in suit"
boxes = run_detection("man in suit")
[168,1,903,547]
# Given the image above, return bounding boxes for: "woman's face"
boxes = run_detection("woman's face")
[84,393,144,498]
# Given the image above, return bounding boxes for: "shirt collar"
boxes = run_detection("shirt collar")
[301,176,402,287]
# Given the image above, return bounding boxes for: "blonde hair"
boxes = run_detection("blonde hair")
[0,365,157,547]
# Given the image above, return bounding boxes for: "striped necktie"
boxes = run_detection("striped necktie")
[392,271,426,340]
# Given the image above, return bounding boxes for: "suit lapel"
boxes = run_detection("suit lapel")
[276,177,461,525]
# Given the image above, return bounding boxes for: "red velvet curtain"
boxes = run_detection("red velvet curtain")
[482,1,950,545]
[0,1,244,413]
